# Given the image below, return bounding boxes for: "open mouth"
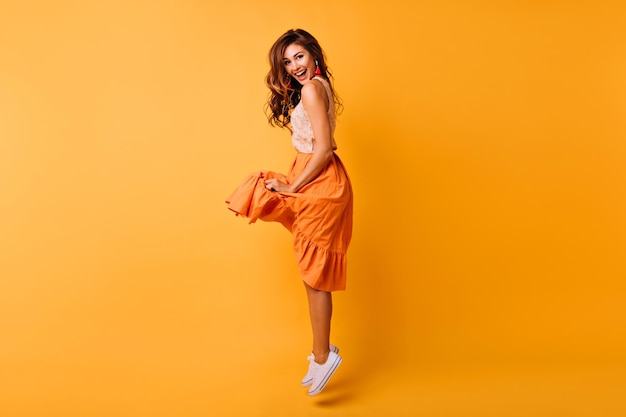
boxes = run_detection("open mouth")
[295,69,307,78]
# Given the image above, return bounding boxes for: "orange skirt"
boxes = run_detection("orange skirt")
[226,152,353,291]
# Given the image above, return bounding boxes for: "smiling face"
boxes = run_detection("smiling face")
[283,43,317,85]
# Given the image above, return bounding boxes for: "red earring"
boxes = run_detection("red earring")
[286,75,291,88]
[314,59,322,75]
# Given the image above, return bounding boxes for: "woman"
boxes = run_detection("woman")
[226,28,353,397]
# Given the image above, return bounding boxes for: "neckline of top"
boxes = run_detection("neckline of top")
[312,75,328,83]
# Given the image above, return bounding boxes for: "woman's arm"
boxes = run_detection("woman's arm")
[265,79,333,193]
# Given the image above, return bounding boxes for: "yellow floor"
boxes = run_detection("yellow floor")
[2,317,624,417]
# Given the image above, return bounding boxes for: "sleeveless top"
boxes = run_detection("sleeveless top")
[291,76,337,154]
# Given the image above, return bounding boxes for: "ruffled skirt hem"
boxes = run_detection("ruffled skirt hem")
[225,153,353,292]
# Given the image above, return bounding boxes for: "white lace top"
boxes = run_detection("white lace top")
[290,76,337,154]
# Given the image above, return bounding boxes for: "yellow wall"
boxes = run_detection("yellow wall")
[1,1,625,416]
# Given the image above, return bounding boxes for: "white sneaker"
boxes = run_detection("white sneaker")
[301,344,339,387]
[307,351,342,396]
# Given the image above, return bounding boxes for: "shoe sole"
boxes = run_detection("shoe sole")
[301,346,339,387]
[307,355,342,396]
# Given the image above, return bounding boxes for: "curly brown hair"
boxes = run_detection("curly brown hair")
[264,28,342,129]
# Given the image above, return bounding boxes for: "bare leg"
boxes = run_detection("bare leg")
[304,282,333,365]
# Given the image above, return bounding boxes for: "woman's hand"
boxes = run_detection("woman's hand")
[265,178,292,193]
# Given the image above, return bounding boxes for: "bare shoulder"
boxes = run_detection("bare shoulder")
[301,79,329,110]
